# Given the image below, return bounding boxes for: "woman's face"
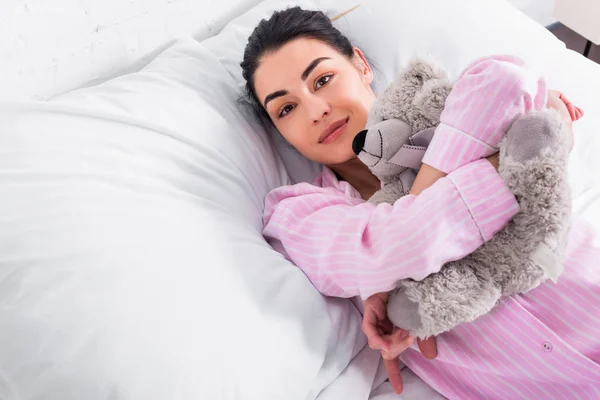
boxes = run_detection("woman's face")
[253,38,376,165]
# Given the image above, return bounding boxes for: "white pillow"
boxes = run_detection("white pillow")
[0,37,364,400]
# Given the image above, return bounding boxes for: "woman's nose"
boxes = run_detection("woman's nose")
[308,97,331,123]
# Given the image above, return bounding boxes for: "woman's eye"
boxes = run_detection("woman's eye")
[315,74,333,90]
[278,104,295,118]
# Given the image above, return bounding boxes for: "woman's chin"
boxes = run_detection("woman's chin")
[320,153,358,167]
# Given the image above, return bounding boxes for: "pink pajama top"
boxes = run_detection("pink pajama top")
[262,55,600,399]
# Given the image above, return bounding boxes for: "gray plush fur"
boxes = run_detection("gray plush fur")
[353,60,572,339]
[358,58,450,202]
[368,58,452,133]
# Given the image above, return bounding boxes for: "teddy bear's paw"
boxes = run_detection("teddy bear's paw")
[497,108,572,288]
[389,264,505,338]
[387,287,423,334]
[502,109,567,164]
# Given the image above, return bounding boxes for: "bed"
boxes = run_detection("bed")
[1,0,598,399]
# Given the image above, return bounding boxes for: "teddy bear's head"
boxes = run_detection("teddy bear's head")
[352,59,452,180]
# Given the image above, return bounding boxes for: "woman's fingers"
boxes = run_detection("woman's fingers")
[365,292,388,320]
[390,327,410,342]
[549,90,584,123]
[361,291,438,395]
[547,90,572,124]
[417,336,438,360]
[362,311,390,351]
[379,318,394,333]
[382,335,414,359]
[558,92,584,121]
[362,292,393,351]
[383,357,404,394]
[383,329,438,360]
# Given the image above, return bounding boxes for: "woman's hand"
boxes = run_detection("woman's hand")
[548,90,583,125]
[362,292,438,394]
[547,89,584,151]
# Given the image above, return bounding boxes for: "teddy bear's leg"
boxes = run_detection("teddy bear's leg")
[388,262,502,338]
[387,286,422,333]
[497,108,572,294]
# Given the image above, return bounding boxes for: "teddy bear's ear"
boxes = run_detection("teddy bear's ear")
[368,57,451,130]
[400,58,449,86]
[414,78,453,123]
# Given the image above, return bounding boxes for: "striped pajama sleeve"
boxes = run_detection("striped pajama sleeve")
[422,55,548,174]
[262,159,518,299]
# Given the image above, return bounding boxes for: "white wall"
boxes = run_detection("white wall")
[0,0,263,101]
[506,0,557,26]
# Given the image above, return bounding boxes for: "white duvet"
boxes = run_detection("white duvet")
[0,1,599,399]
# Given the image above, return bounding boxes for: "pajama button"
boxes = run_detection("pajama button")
[543,342,553,352]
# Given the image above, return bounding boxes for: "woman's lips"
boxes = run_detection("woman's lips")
[321,117,349,145]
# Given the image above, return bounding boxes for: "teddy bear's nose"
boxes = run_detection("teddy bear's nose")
[352,130,368,155]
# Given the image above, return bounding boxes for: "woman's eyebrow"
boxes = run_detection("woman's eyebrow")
[263,90,288,108]
[301,57,331,80]
[263,57,331,108]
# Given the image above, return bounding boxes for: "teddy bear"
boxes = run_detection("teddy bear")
[351,58,573,339]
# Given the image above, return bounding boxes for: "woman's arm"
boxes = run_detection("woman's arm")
[421,55,547,174]
[263,158,518,300]
[411,91,580,198]
[410,154,499,195]
[409,163,447,196]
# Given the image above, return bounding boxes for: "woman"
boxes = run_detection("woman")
[240,6,599,399]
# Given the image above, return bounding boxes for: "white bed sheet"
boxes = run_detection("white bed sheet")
[317,344,447,400]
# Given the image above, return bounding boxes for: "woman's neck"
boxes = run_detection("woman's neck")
[328,157,381,200]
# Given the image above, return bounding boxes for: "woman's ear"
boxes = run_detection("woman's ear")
[352,47,374,85]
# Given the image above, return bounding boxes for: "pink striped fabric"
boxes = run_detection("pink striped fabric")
[402,221,600,399]
[263,159,518,299]
[263,167,600,398]
[422,55,547,174]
